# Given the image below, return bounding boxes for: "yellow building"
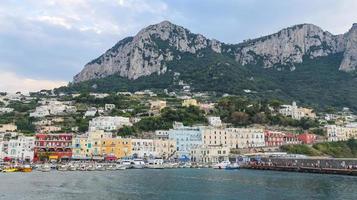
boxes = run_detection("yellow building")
[72,130,113,160]
[101,138,132,159]
[153,139,176,159]
[182,99,198,107]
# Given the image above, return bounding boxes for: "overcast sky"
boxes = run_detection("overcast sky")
[0,0,356,92]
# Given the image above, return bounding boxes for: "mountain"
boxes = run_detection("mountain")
[61,21,357,111]
[74,21,357,82]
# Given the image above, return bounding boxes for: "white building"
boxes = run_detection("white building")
[7,136,35,161]
[191,146,230,163]
[84,107,97,117]
[203,127,265,149]
[226,128,265,148]
[207,116,222,127]
[0,107,14,114]
[326,125,357,141]
[89,116,132,132]
[0,124,17,132]
[131,139,155,158]
[279,101,316,120]
[155,130,169,139]
[105,104,116,111]
[168,125,203,159]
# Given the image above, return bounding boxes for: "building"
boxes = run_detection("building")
[227,128,265,148]
[168,126,203,158]
[182,99,198,107]
[153,139,176,159]
[72,131,112,160]
[7,135,35,161]
[131,139,155,158]
[283,133,301,145]
[264,131,285,147]
[84,107,97,117]
[0,107,14,113]
[101,137,132,159]
[34,133,73,161]
[150,100,167,112]
[191,146,230,164]
[326,125,357,141]
[279,102,316,120]
[298,133,317,144]
[207,116,222,127]
[89,116,132,132]
[105,104,116,111]
[0,124,17,132]
[155,130,169,139]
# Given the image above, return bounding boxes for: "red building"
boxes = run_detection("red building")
[264,131,285,147]
[298,133,317,144]
[34,133,73,162]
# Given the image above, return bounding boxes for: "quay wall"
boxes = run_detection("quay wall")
[260,157,357,169]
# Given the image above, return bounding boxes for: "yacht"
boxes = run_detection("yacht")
[213,161,231,169]
[132,159,145,169]
[225,163,240,170]
[147,159,165,169]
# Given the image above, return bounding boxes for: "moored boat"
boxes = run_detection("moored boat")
[213,161,231,169]
[20,165,33,172]
[225,163,240,170]
[40,164,51,172]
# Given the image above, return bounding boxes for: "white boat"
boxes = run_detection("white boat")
[68,164,77,171]
[225,163,240,170]
[213,161,231,169]
[132,159,145,169]
[40,164,51,172]
[115,164,126,170]
[58,164,69,171]
[95,164,106,171]
[147,159,165,169]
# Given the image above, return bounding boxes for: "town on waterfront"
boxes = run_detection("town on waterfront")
[1,90,356,174]
[2,1,357,199]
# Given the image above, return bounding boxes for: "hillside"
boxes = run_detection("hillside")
[56,21,357,111]
[281,139,357,158]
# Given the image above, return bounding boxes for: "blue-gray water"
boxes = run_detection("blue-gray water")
[0,169,356,200]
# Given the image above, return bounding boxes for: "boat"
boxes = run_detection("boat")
[21,165,33,172]
[68,164,77,171]
[147,159,165,169]
[2,167,18,173]
[40,164,51,172]
[225,163,240,170]
[87,164,96,171]
[58,164,69,171]
[132,159,145,169]
[95,164,106,171]
[121,160,132,168]
[115,164,126,170]
[213,161,231,169]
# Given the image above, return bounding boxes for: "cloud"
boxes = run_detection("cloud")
[32,15,74,29]
[0,71,67,93]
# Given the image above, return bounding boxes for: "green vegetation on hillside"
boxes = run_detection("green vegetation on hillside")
[56,40,357,112]
[281,139,357,158]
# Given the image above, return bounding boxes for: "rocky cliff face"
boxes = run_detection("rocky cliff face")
[340,24,357,71]
[233,24,345,69]
[73,21,356,83]
[74,21,221,82]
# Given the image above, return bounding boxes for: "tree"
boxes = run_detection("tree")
[230,112,249,126]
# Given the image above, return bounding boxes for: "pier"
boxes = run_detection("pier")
[243,157,357,176]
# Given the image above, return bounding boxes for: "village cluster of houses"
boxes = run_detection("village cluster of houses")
[0,117,345,164]
[1,91,357,164]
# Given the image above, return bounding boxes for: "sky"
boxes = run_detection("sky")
[0,0,356,92]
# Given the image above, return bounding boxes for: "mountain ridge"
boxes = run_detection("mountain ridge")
[73,21,356,83]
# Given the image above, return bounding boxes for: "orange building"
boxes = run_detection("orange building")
[101,138,132,160]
